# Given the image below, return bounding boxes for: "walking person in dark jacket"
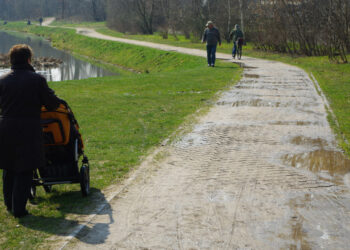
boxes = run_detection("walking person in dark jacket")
[202,21,221,67]
[229,24,244,59]
[0,44,61,217]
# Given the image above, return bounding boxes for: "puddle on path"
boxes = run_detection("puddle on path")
[244,73,260,78]
[234,62,258,69]
[284,195,313,250]
[269,121,318,126]
[230,99,316,108]
[235,85,261,89]
[289,221,312,250]
[231,99,282,107]
[232,99,262,107]
[276,194,314,249]
[283,136,350,178]
[282,150,350,176]
[291,136,329,148]
[288,217,312,250]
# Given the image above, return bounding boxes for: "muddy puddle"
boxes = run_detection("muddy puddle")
[270,121,319,126]
[234,62,258,69]
[282,150,350,177]
[244,73,260,78]
[278,216,311,250]
[218,97,317,108]
[231,99,279,107]
[290,136,329,148]
[234,84,264,89]
[281,195,314,250]
[282,135,350,179]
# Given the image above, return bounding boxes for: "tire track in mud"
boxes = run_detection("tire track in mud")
[58,30,350,249]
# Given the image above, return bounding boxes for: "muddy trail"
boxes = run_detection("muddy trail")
[43,26,350,249]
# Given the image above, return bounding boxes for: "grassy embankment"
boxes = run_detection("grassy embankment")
[0,22,241,248]
[54,20,349,156]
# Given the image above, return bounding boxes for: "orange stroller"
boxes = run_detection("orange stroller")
[30,103,90,198]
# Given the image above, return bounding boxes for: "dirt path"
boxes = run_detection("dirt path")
[42,17,56,27]
[56,28,350,249]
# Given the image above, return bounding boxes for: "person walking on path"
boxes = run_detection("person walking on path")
[202,21,221,67]
[0,44,62,217]
[229,24,244,59]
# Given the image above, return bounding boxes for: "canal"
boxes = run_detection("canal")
[0,31,116,81]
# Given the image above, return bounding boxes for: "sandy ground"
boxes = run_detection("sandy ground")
[46,25,350,249]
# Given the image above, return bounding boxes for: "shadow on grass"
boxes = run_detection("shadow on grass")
[18,187,114,246]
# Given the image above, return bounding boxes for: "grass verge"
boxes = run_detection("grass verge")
[0,23,242,248]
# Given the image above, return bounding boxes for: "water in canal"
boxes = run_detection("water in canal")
[0,31,116,81]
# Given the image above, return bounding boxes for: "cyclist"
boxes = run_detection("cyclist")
[229,24,244,59]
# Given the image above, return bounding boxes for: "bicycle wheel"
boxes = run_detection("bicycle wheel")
[238,45,242,60]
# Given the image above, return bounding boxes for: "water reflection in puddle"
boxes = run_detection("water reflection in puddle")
[0,31,116,82]
[244,73,260,78]
[282,150,350,176]
[282,135,350,184]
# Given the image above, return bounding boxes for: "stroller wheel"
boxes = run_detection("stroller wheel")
[29,185,36,200]
[80,165,90,197]
[43,185,52,193]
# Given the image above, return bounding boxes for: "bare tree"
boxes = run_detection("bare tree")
[135,0,156,34]
[0,0,107,21]
[91,0,106,21]
[238,0,244,32]
[61,0,65,19]
[91,0,98,21]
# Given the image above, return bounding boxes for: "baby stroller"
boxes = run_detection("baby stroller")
[30,102,90,198]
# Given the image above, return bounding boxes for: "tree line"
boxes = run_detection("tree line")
[0,0,106,22]
[248,0,350,63]
[108,0,349,62]
[0,0,349,62]
[107,0,249,41]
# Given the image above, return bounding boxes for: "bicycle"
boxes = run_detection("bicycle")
[236,38,243,60]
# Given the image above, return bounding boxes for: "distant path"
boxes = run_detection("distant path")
[42,17,55,26]
[50,24,350,249]
[75,27,233,60]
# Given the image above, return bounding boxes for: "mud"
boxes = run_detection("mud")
[290,136,329,147]
[244,73,260,78]
[0,53,63,68]
[269,121,319,126]
[57,28,350,249]
[283,150,350,176]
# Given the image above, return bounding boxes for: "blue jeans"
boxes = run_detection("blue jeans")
[232,42,237,57]
[206,45,217,65]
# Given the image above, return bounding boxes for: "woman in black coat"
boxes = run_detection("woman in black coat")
[0,44,61,217]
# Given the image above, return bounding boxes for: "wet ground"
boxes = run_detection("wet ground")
[55,28,350,249]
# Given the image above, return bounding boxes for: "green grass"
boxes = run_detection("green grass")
[51,20,107,29]
[0,23,242,248]
[73,22,349,156]
[1,22,209,74]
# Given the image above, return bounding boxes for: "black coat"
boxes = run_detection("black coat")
[0,64,60,173]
